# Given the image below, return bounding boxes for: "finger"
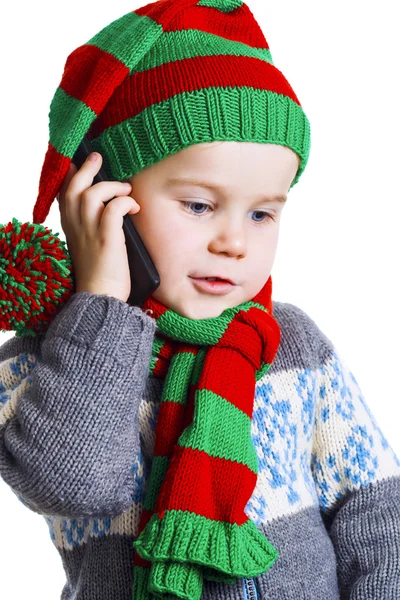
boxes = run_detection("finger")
[64,152,103,225]
[80,181,134,232]
[97,195,141,244]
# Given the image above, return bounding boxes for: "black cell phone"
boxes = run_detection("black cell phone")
[71,136,160,307]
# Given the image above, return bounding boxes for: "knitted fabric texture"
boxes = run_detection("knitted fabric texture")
[33,0,311,224]
[0,0,311,337]
[130,276,281,599]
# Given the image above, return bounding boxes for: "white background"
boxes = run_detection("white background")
[1,0,399,597]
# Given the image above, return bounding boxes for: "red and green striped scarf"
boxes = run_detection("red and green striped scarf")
[132,276,281,599]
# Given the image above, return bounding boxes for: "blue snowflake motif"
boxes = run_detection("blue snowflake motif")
[341,424,379,486]
[1,354,38,407]
[321,406,330,422]
[317,353,356,425]
[10,353,37,379]
[295,368,317,440]
[245,372,318,521]
[0,388,8,408]
[311,421,381,512]
[333,356,356,420]
[42,515,112,548]
[9,358,24,378]
[310,453,334,510]
[246,493,268,523]
[59,516,112,547]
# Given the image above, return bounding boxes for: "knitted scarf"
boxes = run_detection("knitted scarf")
[131,276,281,600]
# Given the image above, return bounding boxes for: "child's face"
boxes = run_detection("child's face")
[127,141,299,319]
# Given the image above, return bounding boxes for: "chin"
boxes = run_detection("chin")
[153,287,236,320]
[177,302,229,320]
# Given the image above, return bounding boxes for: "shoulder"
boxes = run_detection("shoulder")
[269,300,335,373]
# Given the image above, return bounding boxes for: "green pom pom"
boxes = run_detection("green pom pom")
[0,217,75,338]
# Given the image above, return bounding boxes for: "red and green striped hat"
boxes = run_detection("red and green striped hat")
[34,0,311,224]
[0,0,311,337]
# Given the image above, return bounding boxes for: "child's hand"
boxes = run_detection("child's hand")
[57,152,140,303]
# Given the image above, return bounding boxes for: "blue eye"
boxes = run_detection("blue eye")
[182,201,209,216]
[252,210,274,224]
[181,201,275,224]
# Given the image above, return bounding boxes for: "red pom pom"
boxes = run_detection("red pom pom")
[0,218,75,338]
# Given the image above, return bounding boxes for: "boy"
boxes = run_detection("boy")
[0,1,399,599]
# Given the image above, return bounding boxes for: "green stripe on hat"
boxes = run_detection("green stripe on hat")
[49,88,96,157]
[87,10,163,68]
[90,86,310,188]
[135,28,274,73]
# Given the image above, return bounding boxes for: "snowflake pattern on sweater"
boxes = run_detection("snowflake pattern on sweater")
[1,341,399,536]
[1,296,399,600]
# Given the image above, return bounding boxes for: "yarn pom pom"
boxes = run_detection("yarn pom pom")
[0,218,75,338]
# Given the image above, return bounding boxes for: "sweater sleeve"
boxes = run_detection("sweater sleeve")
[0,291,157,519]
[311,344,400,599]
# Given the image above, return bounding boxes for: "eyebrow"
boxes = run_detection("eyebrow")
[165,177,287,203]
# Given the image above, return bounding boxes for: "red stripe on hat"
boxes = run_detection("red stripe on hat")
[60,44,130,115]
[33,143,72,223]
[33,46,130,223]
[88,53,301,138]
[136,0,269,50]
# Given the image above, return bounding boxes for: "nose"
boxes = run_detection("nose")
[208,219,246,259]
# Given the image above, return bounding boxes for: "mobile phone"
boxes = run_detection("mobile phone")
[71,136,160,307]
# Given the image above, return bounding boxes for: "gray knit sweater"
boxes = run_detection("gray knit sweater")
[0,291,399,600]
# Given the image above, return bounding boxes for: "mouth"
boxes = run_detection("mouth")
[189,275,235,285]
[189,276,236,295]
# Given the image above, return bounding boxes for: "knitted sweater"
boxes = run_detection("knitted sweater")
[0,292,399,600]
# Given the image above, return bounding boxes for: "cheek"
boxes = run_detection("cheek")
[150,219,197,273]
[246,232,278,274]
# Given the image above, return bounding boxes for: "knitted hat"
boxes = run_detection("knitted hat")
[0,0,311,337]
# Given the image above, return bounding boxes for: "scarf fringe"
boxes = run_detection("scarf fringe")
[132,509,279,598]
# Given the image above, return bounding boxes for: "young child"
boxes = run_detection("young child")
[0,1,399,599]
